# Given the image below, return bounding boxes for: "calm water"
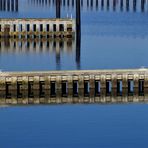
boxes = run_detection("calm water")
[1,0,148,147]
[1,0,148,71]
[1,104,148,148]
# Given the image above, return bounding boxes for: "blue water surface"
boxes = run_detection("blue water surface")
[0,1,148,148]
[0,104,148,148]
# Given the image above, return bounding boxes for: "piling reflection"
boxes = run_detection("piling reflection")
[56,0,61,18]
[0,0,148,12]
[0,37,81,70]
[1,0,146,13]
[0,38,75,54]
[0,89,148,105]
[28,0,147,12]
[0,0,18,12]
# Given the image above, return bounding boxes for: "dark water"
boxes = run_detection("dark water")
[1,0,148,147]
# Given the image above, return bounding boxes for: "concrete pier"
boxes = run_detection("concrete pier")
[0,18,75,38]
[0,68,148,105]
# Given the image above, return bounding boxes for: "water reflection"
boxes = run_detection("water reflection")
[0,0,148,71]
[0,0,18,12]
[0,38,81,70]
[0,89,148,105]
[28,0,147,12]
[0,38,75,53]
[0,0,146,13]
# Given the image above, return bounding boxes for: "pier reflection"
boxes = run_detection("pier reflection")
[0,37,81,70]
[0,38,75,54]
[0,89,148,105]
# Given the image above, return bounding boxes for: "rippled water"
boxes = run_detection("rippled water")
[1,0,148,147]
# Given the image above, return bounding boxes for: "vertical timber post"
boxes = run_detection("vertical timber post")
[76,0,81,69]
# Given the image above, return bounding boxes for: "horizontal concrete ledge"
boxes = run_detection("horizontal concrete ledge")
[0,18,74,21]
[0,68,148,76]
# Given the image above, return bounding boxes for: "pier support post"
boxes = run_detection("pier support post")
[0,76,5,99]
[21,76,28,104]
[100,75,106,96]
[90,75,95,102]
[56,76,61,98]
[11,77,17,104]
[122,75,128,97]
[134,74,139,96]
[144,75,148,95]
[68,76,73,98]
[33,76,40,99]
[112,75,117,96]
[44,76,50,98]
[78,75,84,99]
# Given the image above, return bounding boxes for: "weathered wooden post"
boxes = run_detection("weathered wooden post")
[76,0,81,69]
